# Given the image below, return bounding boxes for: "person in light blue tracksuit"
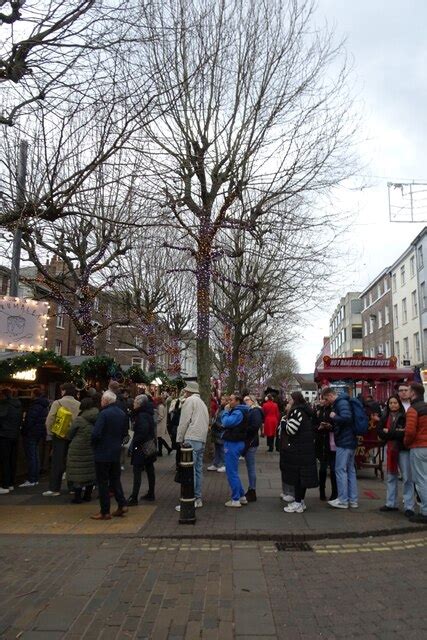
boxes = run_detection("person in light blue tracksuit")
[221,394,250,507]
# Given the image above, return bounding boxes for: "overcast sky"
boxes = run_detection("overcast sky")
[296,0,427,372]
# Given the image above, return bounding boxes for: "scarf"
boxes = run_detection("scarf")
[386,414,399,474]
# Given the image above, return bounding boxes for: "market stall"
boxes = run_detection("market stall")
[314,355,414,479]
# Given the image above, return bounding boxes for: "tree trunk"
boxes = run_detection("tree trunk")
[226,329,242,394]
[196,247,211,408]
[81,331,96,356]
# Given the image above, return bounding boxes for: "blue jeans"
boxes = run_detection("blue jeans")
[245,446,257,490]
[335,447,358,504]
[224,441,245,500]
[410,447,427,515]
[386,450,415,511]
[23,436,42,483]
[187,440,205,500]
[212,442,224,468]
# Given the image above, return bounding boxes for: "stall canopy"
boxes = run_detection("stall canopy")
[314,356,414,384]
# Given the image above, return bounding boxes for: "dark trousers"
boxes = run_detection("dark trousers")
[0,437,18,488]
[294,477,307,503]
[267,436,275,451]
[49,436,69,492]
[23,436,42,483]
[131,462,155,499]
[319,451,337,499]
[95,461,126,515]
[158,437,171,455]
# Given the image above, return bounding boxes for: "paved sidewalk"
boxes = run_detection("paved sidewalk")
[1,448,426,540]
[0,531,426,639]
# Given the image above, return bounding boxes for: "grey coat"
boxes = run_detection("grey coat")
[66,408,99,485]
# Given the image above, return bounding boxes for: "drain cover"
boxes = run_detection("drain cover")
[275,542,313,552]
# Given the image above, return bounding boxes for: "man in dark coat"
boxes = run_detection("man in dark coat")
[0,388,23,494]
[91,390,128,520]
[19,388,49,487]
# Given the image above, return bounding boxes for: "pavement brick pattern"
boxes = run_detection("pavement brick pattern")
[0,533,426,639]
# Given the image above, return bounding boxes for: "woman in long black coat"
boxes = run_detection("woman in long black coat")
[127,394,157,505]
[280,391,318,513]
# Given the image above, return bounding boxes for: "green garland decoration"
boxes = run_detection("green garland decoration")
[78,356,121,382]
[125,365,149,384]
[0,350,72,381]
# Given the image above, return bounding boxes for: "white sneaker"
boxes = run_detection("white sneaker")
[19,481,36,488]
[239,496,248,505]
[8,486,14,491]
[284,501,304,513]
[239,456,245,461]
[328,498,348,509]
[0,488,10,495]
[207,465,218,471]
[217,466,226,473]
[280,493,295,503]
[175,505,181,512]
[42,490,61,497]
[301,500,307,511]
[195,498,203,508]
[349,501,359,508]
[121,466,125,471]
[225,499,242,508]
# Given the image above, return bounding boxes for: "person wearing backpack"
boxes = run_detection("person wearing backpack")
[221,394,249,508]
[43,383,80,497]
[321,387,359,509]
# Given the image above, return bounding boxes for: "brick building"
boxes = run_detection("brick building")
[360,268,394,359]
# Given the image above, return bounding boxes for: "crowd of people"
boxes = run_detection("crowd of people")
[0,379,426,524]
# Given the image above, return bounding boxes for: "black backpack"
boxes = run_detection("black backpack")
[222,409,249,442]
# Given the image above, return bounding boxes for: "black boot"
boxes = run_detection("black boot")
[142,493,155,501]
[245,488,257,502]
[71,488,82,504]
[127,495,138,506]
[83,486,93,502]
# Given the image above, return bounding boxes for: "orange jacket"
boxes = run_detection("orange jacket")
[404,402,427,448]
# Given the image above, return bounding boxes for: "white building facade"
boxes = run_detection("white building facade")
[329,292,363,357]
[390,245,422,367]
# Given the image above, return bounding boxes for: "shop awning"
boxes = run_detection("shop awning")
[314,366,414,383]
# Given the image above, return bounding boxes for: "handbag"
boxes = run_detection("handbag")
[141,437,158,459]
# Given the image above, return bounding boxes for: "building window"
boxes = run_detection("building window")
[378,310,382,328]
[369,316,375,333]
[56,304,65,329]
[410,255,415,277]
[392,273,397,292]
[411,290,418,318]
[393,304,398,327]
[400,265,405,286]
[106,326,112,342]
[414,333,421,362]
[385,340,391,357]
[421,282,426,310]
[352,325,362,339]
[369,347,375,357]
[75,345,81,356]
[378,343,384,355]
[384,306,390,324]
[403,337,409,360]
[55,339,62,356]
[369,292,372,305]
[364,297,368,309]
[394,341,400,360]
[363,321,368,337]
[402,298,407,324]
[377,284,381,299]
[132,357,143,366]
[418,246,424,269]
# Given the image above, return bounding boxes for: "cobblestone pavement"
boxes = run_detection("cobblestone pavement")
[0,531,426,639]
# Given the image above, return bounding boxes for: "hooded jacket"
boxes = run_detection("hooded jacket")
[130,400,156,466]
[22,396,50,440]
[66,407,99,484]
[331,393,357,449]
[0,396,23,439]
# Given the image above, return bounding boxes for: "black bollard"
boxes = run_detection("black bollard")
[178,441,196,524]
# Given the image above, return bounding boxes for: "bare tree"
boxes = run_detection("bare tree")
[138,0,357,403]
[0,1,145,126]
[16,163,141,354]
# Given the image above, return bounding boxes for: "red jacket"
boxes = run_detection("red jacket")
[262,400,280,437]
[404,401,427,449]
